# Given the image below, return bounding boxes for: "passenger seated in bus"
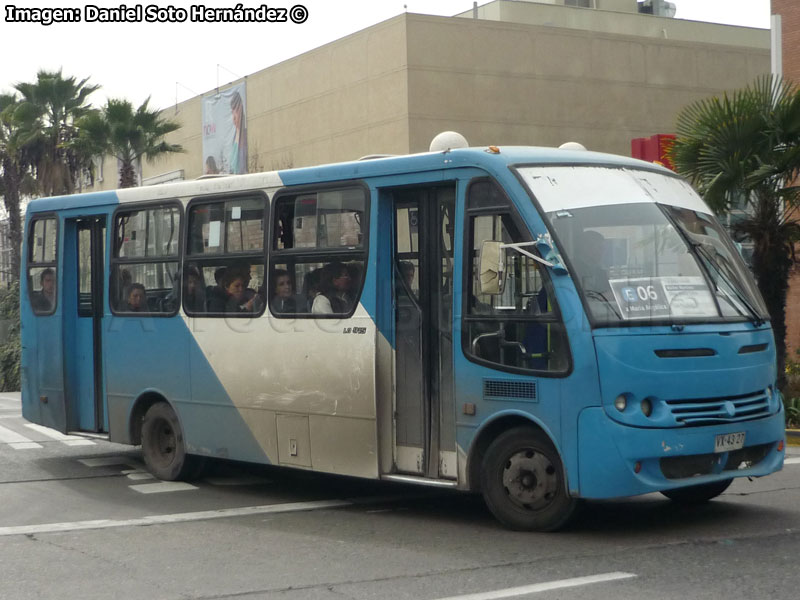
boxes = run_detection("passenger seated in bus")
[183,266,206,313]
[31,268,56,312]
[302,268,323,312]
[125,283,147,312]
[205,267,227,309]
[207,268,256,313]
[270,269,296,313]
[312,262,355,314]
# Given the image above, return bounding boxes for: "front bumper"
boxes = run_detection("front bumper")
[576,406,785,499]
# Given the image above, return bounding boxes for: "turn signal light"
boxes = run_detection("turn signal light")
[634,461,642,474]
[778,440,784,452]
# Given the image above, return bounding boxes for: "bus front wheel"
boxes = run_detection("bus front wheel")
[480,427,577,532]
[141,402,201,481]
[661,479,733,504]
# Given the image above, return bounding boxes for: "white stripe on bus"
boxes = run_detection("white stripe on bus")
[433,572,637,600]
[0,499,353,537]
[25,423,96,446]
[0,424,42,449]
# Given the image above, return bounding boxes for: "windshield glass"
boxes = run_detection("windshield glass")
[517,166,767,326]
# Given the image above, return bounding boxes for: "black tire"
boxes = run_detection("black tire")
[141,402,200,481]
[480,427,577,532]
[661,479,733,504]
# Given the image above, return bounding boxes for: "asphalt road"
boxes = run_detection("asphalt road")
[2,392,799,600]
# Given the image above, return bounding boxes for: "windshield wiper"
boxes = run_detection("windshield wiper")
[584,290,624,320]
[690,241,765,327]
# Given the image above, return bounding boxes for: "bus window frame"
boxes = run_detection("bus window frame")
[268,181,371,320]
[27,213,60,316]
[110,199,184,318]
[461,177,572,378]
[183,190,269,319]
[510,161,749,330]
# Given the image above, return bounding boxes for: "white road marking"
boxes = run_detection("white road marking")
[10,442,43,450]
[125,472,155,481]
[0,499,354,537]
[433,572,638,600]
[0,424,42,449]
[78,456,141,468]
[784,456,800,465]
[25,423,96,446]
[130,482,197,493]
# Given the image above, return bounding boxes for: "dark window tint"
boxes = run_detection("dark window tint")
[27,218,58,315]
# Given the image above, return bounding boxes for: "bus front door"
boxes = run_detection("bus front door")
[392,185,457,479]
[62,216,107,432]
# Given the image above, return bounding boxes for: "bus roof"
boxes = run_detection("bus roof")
[25,146,670,214]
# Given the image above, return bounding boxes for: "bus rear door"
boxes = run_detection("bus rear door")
[62,216,107,432]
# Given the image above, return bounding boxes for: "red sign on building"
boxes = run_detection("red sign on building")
[631,134,676,170]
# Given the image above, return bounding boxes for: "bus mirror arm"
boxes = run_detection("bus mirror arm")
[500,239,568,275]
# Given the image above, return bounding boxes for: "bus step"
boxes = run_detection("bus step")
[381,474,458,488]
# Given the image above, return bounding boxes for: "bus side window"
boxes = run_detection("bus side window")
[269,187,367,318]
[185,195,266,317]
[463,180,569,374]
[28,218,58,315]
[111,205,181,316]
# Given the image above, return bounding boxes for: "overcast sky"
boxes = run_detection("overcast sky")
[0,0,772,110]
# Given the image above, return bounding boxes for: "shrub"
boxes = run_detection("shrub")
[0,282,21,392]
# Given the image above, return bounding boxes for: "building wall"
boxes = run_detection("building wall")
[457,0,769,48]
[94,16,411,190]
[773,0,800,359]
[405,13,769,155]
[773,0,800,82]
[92,6,769,190]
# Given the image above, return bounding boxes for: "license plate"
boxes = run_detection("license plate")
[714,432,745,453]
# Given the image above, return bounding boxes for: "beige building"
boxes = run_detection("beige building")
[89,0,771,190]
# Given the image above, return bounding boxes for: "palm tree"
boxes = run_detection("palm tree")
[76,97,183,188]
[671,76,800,385]
[0,93,27,281]
[13,69,99,197]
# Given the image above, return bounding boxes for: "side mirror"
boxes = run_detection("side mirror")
[479,240,505,295]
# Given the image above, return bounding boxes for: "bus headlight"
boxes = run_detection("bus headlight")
[614,395,627,412]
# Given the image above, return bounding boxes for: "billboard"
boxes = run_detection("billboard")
[202,82,248,175]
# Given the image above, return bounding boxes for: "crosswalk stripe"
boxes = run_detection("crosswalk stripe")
[784,456,800,465]
[25,423,95,446]
[130,482,198,494]
[10,442,43,450]
[0,424,42,449]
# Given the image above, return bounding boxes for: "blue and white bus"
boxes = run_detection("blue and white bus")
[20,138,786,530]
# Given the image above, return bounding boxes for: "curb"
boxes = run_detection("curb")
[787,429,800,447]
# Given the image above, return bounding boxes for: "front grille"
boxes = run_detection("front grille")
[483,379,537,402]
[664,390,771,426]
[660,443,772,479]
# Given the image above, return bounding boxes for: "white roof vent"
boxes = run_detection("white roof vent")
[430,131,469,152]
[559,142,587,151]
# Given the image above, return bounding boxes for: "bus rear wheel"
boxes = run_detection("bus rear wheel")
[480,427,577,532]
[141,402,201,481]
[661,479,733,504]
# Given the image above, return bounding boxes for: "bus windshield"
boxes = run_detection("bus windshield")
[517,166,767,326]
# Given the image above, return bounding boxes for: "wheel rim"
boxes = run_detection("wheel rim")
[151,417,176,468]
[501,448,558,511]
